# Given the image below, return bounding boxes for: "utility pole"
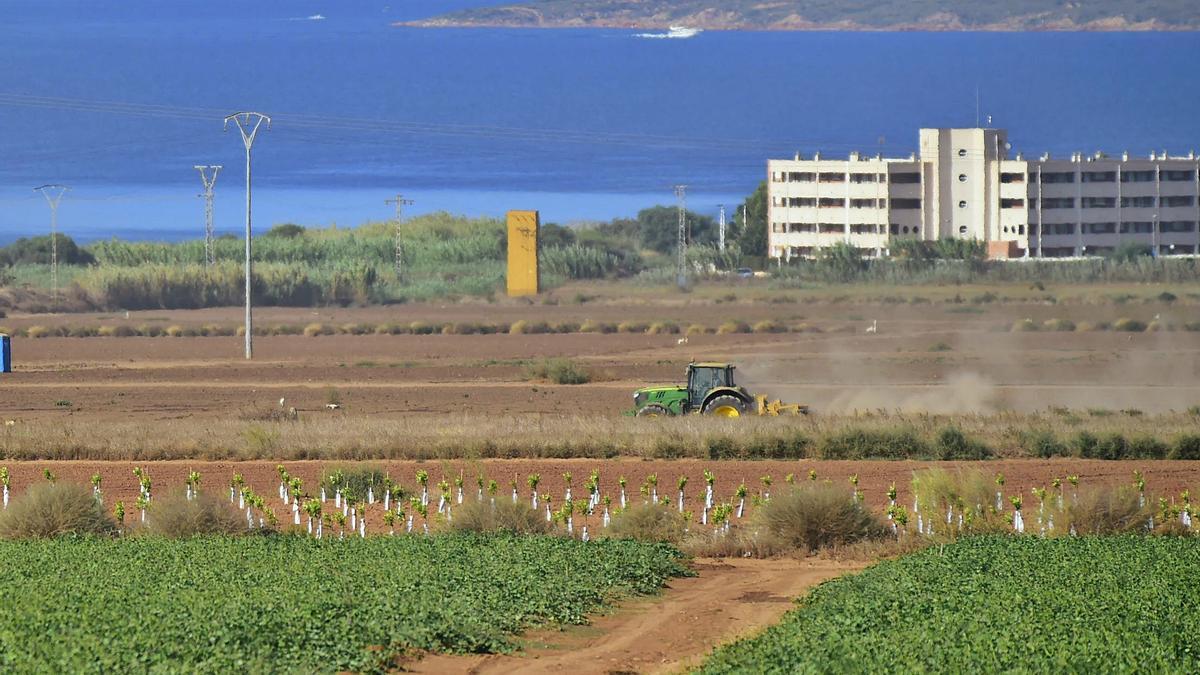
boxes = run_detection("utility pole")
[385,194,414,278]
[674,185,688,289]
[717,204,727,252]
[194,165,221,267]
[33,184,69,309]
[224,112,270,360]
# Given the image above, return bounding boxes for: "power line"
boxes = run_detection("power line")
[384,193,414,278]
[194,165,221,267]
[674,184,688,290]
[33,184,69,309]
[224,112,270,361]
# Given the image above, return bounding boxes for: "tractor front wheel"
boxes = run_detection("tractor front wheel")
[703,395,746,418]
[636,404,672,418]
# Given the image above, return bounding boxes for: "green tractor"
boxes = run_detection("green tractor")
[631,362,808,418]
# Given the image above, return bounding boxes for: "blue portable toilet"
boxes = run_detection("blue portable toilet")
[0,334,10,373]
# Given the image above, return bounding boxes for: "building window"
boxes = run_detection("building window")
[1163,169,1197,182]
[1121,170,1155,183]
[1047,223,1076,235]
[889,224,899,234]
[958,174,967,183]
[818,172,845,183]
[958,200,968,209]
[788,223,815,233]
[1001,198,1025,209]
[1018,225,1025,235]
[1162,196,1195,208]
[849,173,877,184]
[1042,197,1075,209]
[1086,222,1117,234]
[878,173,888,183]
[1120,196,1155,208]
[1041,172,1076,184]
[1081,197,1116,208]
[958,149,967,157]
[1000,172,1025,184]
[818,198,845,208]
[818,223,844,234]
[891,198,920,209]
[1161,221,1198,233]
[1119,222,1154,234]
[1028,224,1039,236]
[849,198,877,209]
[849,224,877,234]
[788,197,816,207]
[787,172,816,182]
[890,172,920,184]
[958,226,968,235]
[1081,171,1116,183]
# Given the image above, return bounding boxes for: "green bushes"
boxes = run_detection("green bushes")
[439,499,549,535]
[819,428,930,460]
[1067,486,1150,534]
[755,483,885,553]
[0,483,116,539]
[606,503,687,544]
[142,492,244,537]
[525,358,591,385]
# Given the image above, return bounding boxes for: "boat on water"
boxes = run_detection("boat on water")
[635,25,702,39]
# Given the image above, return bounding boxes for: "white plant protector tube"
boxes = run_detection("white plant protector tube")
[602,508,610,528]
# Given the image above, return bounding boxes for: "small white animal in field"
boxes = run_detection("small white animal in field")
[325,403,340,410]
[865,320,878,334]
[279,397,286,408]
[677,336,688,345]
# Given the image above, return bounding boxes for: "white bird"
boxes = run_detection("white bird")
[865,320,878,334]
[676,336,689,345]
[325,403,340,410]
[279,397,286,408]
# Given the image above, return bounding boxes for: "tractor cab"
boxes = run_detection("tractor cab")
[632,362,754,417]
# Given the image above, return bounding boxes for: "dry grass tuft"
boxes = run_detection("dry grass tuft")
[0,483,116,539]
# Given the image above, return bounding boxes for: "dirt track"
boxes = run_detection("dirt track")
[412,557,863,675]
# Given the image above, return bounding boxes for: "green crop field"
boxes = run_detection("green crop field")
[700,536,1200,674]
[0,534,687,673]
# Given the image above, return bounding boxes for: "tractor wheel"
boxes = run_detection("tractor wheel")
[636,404,672,418]
[703,395,746,418]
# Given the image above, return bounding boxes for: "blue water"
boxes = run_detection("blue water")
[1,1,1198,243]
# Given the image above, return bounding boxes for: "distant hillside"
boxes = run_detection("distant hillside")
[405,0,1200,31]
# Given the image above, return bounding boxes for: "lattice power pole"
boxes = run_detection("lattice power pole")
[385,194,414,278]
[674,185,688,289]
[33,184,69,309]
[224,112,270,360]
[718,203,727,252]
[194,165,222,266]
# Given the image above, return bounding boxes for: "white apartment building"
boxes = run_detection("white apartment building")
[768,128,1200,259]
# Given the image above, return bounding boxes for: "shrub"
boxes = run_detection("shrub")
[647,321,680,335]
[553,321,580,334]
[137,323,164,337]
[819,428,929,460]
[319,467,387,504]
[1112,318,1147,332]
[716,321,751,335]
[69,325,99,338]
[374,322,404,335]
[508,320,530,334]
[1170,434,1200,460]
[1066,485,1150,535]
[525,358,591,385]
[606,503,686,544]
[617,321,648,334]
[25,325,49,338]
[1129,436,1168,460]
[1011,318,1038,332]
[409,321,435,335]
[1076,321,1110,332]
[928,341,952,352]
[1021,430,1067,458]
[165,325,185,337]
[934,426,991,460]
[755,484,885,553]
[142,492,244,537]
[439,499,549,535]
[686,323,708,335]
[1042,318,1076,332]
[0,483,117,539]
[303,322,328,337]
[751,320,787,334]
[579,319,615,334]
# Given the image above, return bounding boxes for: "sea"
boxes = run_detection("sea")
[1,1,1198,244]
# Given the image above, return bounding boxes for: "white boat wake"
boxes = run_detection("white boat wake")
[635,26,701,39]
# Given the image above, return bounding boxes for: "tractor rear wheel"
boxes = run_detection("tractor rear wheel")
[703,395,746,418]
[636,404,672,417]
